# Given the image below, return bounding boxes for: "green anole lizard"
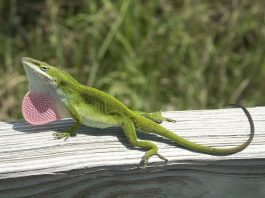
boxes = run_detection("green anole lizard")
[21,57,255,168]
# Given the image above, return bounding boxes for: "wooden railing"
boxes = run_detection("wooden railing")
[0,107,264,197]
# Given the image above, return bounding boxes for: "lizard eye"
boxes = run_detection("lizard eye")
[41,66,49,72]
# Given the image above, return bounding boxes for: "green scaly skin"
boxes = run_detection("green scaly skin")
[22,57,255,168]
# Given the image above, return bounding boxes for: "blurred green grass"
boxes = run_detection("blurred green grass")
[0,0,264,121]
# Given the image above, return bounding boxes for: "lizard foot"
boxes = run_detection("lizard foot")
[138,152,168,169]
[53,132,72,141]
[165,117,176,123]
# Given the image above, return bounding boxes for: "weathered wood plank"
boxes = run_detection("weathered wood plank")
[0,106,265,198]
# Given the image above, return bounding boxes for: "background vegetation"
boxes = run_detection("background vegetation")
[0,0,264,121]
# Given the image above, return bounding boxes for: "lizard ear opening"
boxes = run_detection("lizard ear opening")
[22,91,60,125]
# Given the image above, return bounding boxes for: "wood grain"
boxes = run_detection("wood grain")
[0,106,265,198]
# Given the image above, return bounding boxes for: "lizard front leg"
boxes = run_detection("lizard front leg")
[122,118,168,168]
[53,121,81,140]
[53,105,82,140]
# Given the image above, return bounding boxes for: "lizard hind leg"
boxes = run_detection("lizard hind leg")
[121,119,168,168]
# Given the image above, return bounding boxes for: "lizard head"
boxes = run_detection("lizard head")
[21,57,73,125]
[22,57,78,91]
[22,57,59,91]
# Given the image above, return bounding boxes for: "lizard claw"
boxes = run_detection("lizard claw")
[53,132,71,141]
[164,158,168,166]
[138,159,148,169]
[165,118,176,123]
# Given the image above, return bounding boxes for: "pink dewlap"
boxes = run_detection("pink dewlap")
[22,91,60,125]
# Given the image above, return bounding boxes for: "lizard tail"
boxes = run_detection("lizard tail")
[136,104,254,156]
